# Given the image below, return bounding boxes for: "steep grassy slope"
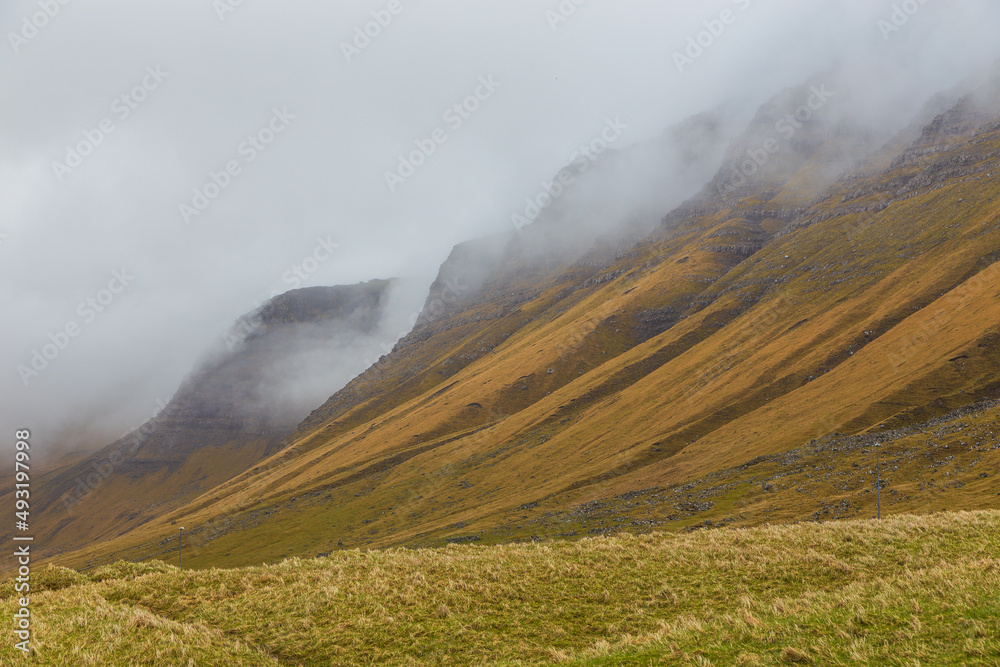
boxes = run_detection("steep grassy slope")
[485,398,1000,541]
[4,511,999,665]
[47,80,1000,572]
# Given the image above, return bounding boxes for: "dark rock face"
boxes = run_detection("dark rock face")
[30,281,394,546]
[134,281,394,462]
[410,236,509,332]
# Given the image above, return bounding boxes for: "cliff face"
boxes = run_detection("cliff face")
[20,281,394,553]
[143,281,393,455]
[408,235,510,334]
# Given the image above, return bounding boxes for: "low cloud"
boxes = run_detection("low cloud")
[2,0,999,462]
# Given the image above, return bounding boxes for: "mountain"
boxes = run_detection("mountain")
[39,72,1000,572]
[8,281,394,556]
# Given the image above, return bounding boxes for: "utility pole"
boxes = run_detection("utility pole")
[179,526,185,568]
[875,443,882,520]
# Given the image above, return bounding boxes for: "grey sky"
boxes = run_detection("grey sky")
[2,0,999,459]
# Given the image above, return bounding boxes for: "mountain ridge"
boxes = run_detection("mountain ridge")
[5,281,395,557]
[28,74,1000,573]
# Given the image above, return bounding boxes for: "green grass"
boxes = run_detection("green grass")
[4,510,1000,665]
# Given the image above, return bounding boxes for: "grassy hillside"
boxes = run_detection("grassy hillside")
[4,510,999,665]
[44,83,1000,574]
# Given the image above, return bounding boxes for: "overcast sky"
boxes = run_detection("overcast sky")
[3,0,999,460]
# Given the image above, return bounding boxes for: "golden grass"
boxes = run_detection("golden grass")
[4,510,1000,665]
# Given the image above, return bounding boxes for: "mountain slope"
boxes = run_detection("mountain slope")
[51,76,1000,571]
[9,281,394,556]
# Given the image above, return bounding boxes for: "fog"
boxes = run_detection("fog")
[170,281,408,434]
[2,0,999,462]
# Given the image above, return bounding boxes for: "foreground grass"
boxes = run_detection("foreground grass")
[4,511,1000,665]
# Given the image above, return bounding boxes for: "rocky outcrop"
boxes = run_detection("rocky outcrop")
[27,281,394,550]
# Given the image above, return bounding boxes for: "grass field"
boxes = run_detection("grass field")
[4,510,999,665]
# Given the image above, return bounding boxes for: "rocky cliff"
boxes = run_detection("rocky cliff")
[18,281,394,553]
